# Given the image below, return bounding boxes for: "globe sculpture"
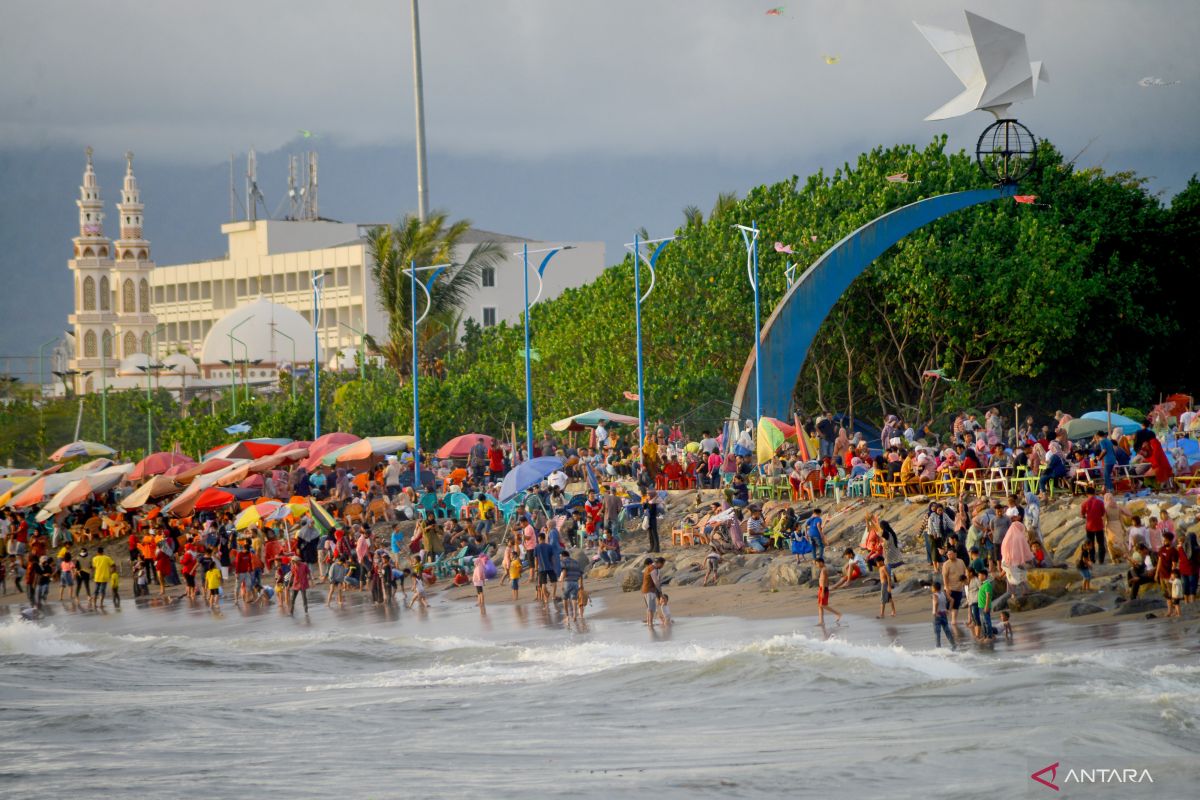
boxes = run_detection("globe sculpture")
[975,119,1038,185]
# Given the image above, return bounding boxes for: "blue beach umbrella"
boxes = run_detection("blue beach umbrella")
[499,456,564,503]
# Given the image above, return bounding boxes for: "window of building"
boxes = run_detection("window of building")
[100,276,110,310]
[189,282,200,301]
[83,330,97,358]
[167,322,177,341]
[141,331,151,356]
[337,267,348,287]
[286,273,297,291]
[123,279,136,313]
[124,331,137,356]
[82,276,96,311]
[101,330,112,359]
[202,319,213,337]
[154,286,164,304]
[236,279,247,297]
[166,285,176,303]
[248,277,259,295]
[190,320,201,341]
[139,279,150,312]
[481,266,495,288]
[273,274,284,293]
[482,306,497,327]
[201,281,211,300]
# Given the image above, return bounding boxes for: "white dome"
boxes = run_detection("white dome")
[200,298,315,367]
[117,352,151,376]
[161,352,200,376]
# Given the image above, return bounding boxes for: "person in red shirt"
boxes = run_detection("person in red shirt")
[1080,486,1108,563]
[179,548,198,601]
[1155,532,1179,595]
[487,443,505,479]
[583,492,603,547]
[234,542,255,604]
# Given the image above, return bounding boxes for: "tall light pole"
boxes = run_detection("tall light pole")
[410,0,429,221]
[623,235,674,454]
[339,321,367,382]
[142,323,168,454]
[405,261,450,490]
[1097,388,1118,435]
[226,316,252,418]
[311,269,330,438]
[736,223,762,427]
[518,243,574,459]
[270,323,297,399]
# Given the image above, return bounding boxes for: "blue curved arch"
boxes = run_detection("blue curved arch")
[732,186,1015,421]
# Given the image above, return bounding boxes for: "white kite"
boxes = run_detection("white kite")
[914,11,1048,120]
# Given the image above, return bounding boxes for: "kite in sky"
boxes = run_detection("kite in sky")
[1013,195,1038,204]
[765,7,784,16]
[774,242,794,254]
[823,55,839,65]
[922,369,959,384]
[298,129,320,139]
[1138,76,1180,87]
[886,172,918,183]
[225,421,252,435]
[623,391,640,401]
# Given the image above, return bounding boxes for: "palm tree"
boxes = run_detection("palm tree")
[710,191,739,219]
[682,204,704,228]
[367,211,504,374]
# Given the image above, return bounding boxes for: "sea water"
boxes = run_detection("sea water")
[1,594,1196,798]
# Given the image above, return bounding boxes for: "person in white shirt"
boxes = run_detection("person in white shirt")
[700,432,719,454]
[594,423,609,448]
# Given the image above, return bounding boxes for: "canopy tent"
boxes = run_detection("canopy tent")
[120,475,183,509]
[48,440,116,462]
[436,433,493,460]
[550,409,639,433]
[321,435,413,467]
[129,452,195,482]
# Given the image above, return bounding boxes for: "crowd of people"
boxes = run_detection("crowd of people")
[3,405,1198,638]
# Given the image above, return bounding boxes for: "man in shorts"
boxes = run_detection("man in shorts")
[90,547,115,610]
[815,557,842,625]
[533,532,558,605]
[559,551,584,621]
[640,557,662,626]
[940,545,968,626]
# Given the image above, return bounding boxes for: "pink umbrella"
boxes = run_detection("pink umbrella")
[129,452,196,482]
[300,432,361,471]
[437,433,494,460]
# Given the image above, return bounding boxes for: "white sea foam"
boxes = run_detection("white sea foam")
[0,618,91,656]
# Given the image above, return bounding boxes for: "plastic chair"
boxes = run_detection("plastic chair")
[444,491,470,518]
[418,492,446,519]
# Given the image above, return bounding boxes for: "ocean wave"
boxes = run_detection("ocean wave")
[0,618,91,656]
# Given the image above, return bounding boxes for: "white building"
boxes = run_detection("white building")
[64,148,606,393]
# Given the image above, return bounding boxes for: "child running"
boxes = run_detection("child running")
[815,557,842,626]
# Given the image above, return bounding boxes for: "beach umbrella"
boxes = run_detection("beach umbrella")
[756,417,795,462]
[793,414,815,462]
[203,438,292,462]
[551,409,639,432]
[129,451,195,482]
[309,500,338,534]
[8,477,50,508]
[193,487,238,512]
[217,448,304,486]
[69,458,116,473]
[436,433,493,460]
[300,432,361,470]
[265,501,310,523]
[498,456,564,502]
[48,440,116,462]
[321,435,413,467]
[1061,417,1108,440]
[166,458,237,483]
[235,500,284,530]
[120,475,182,509]
[1081,411,1143,432]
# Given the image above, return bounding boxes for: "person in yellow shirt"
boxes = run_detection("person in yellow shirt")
[508,555,521,601]
[205,564,223,609]
[89,547,116,610]
[109,570,121,610]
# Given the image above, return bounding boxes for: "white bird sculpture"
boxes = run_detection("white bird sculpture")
[914,11,1048,120]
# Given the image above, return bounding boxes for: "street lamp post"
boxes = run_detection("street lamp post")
[144,324,167,454]
[339,321,367,382]
[1097,388,1118,436]
[622,235,674,453]
[227,316,252,418]
[269,323,298,399]
[404,260,450,490]
[311,270,331,439]
[736,223,763,428]
[518,244,575,459]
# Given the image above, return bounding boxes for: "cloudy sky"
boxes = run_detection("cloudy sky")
[0,0,1197,362]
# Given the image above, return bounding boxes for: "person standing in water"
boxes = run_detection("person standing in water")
[815,557,842,626]
[289,555,311,615]
[932,582,956,650]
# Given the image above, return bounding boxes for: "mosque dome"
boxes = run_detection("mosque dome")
[161,352,200,376]
[200,298,315,366]
[117,352,151,376]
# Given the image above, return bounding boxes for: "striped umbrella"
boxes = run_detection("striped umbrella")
[235,500,284,530]
[48,440,116,462]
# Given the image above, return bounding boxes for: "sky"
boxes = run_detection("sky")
[0,0,1197,366]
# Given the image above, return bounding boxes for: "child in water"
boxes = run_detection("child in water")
[657,593,673,626]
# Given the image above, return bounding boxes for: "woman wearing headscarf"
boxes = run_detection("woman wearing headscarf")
[642,433,660,480]
[1140,436,1174,487]
[1103,491,1130,561]
[833,427,851,462]
[1028,442,1046,474]
[1037,442,1068,496]
[1000,518,1035,599]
